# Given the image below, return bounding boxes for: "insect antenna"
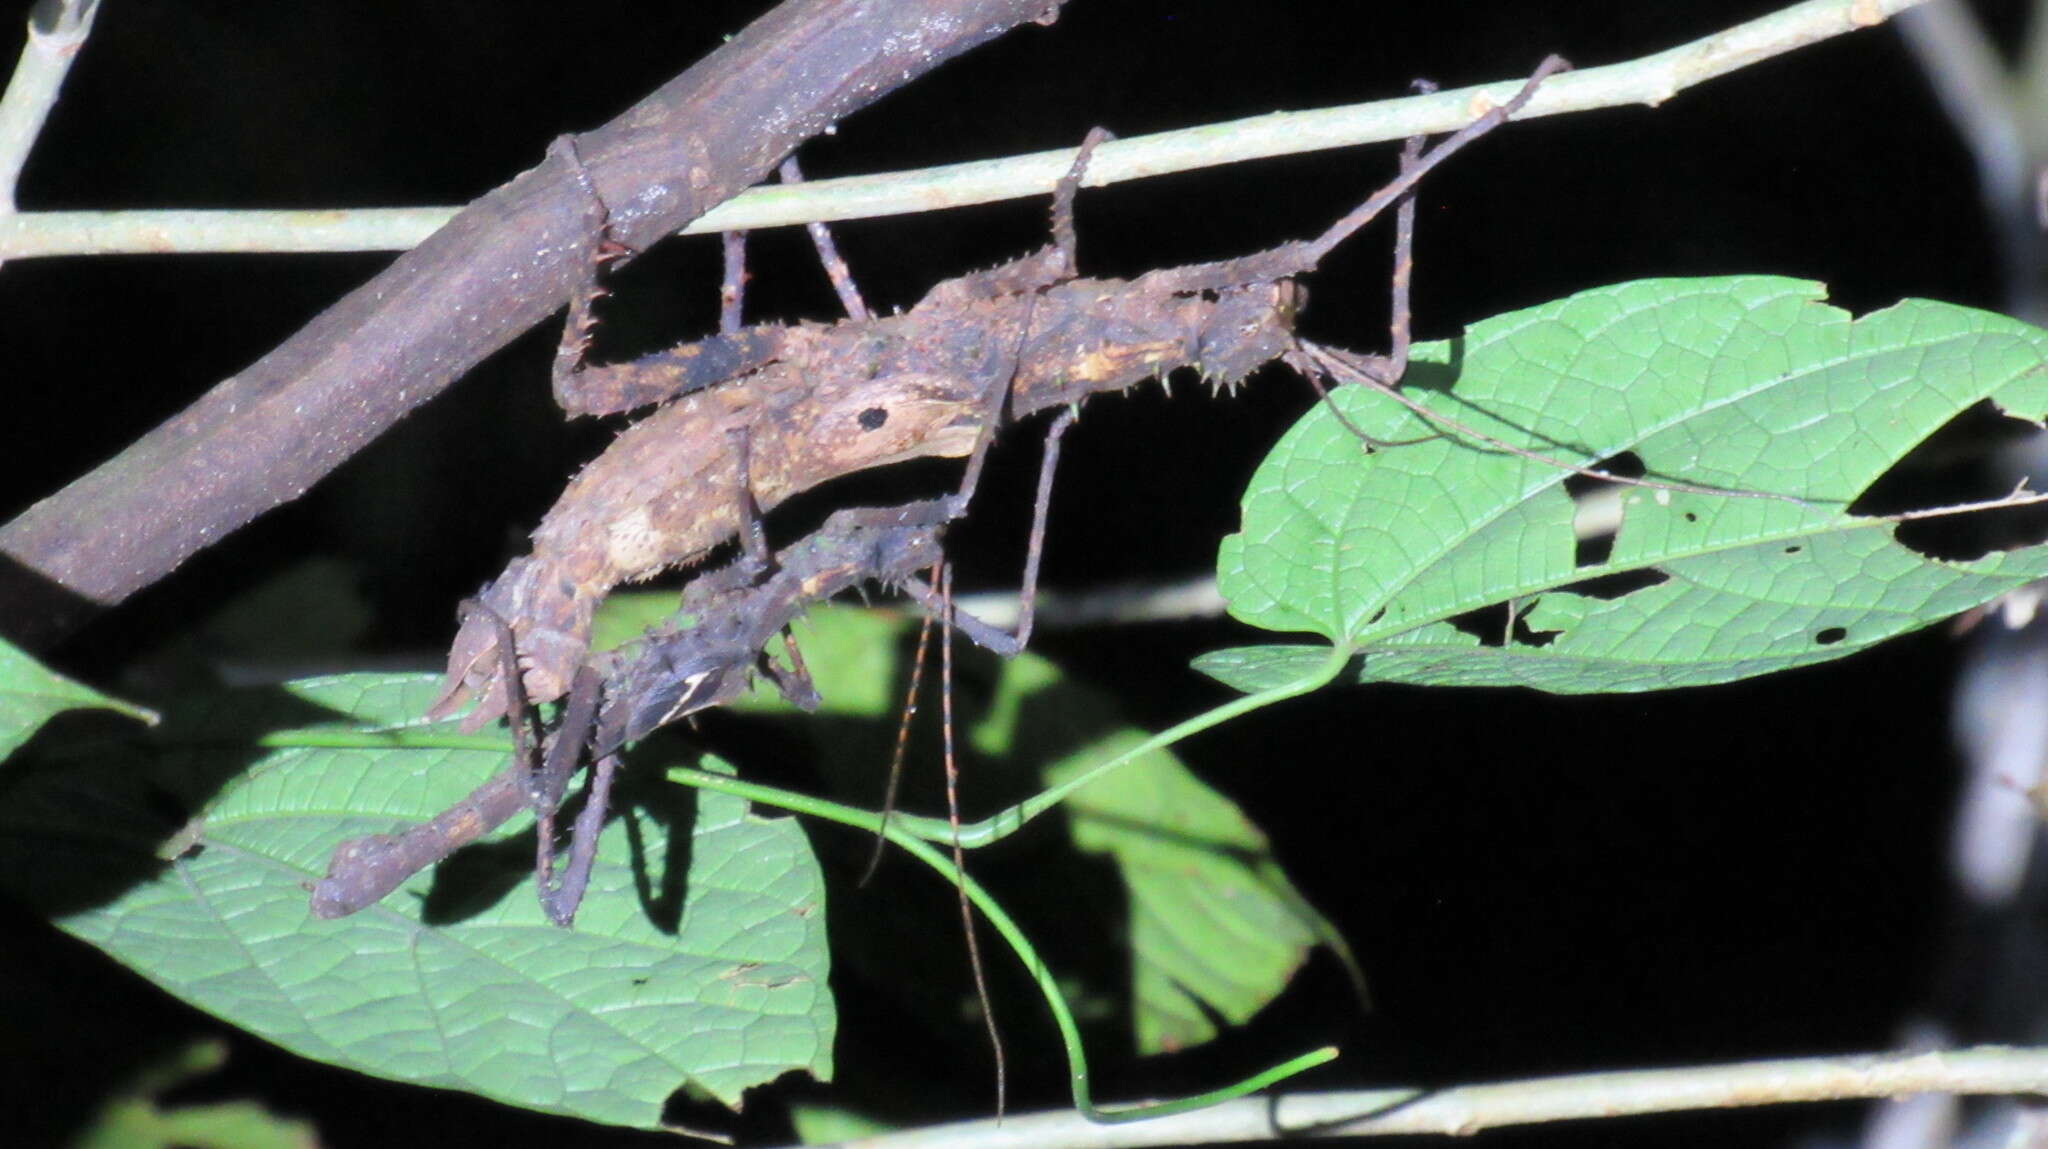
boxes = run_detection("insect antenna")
[940,563,1007,1119]
[858,589,936,887]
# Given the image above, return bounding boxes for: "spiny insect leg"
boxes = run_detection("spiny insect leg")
[546,134,634,412]
[1050,127,1115,279]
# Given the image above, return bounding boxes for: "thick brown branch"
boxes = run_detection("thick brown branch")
[0,0,1067,648]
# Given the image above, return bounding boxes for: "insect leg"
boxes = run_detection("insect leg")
[1295,55,1566,269]
[1383,84,1436,389]
[537,665,609,927]
[720,229,748,334]
[939,564,1006,1118]
[760,627,823,712]
[726,425,772,577]
[780,155,871,321]
[1049,127,1114,279]
[1008,407,1076,653]
[1286,101,1435,451]
[460,597,563,888]
[859,590,937,886]
[546,134,634,413]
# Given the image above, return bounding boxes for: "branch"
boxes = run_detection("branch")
[795,1046,2048,1149]
[0,0,1929,646]
[0,0,1069,646]
[0,0,1931,260]
[0,0,98,216]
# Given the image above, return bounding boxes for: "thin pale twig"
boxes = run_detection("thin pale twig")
[1,1,1934,259]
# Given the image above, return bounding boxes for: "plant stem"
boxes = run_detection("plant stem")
[661,763,1335,1124]
[794,1046,2048,1149]
[0,0,1929,258]
[0,0,98,216]
[884,644,1349,849]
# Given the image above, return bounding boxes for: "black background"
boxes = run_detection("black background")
[0,2,2027,1146]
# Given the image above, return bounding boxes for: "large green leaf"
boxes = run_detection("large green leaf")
[1216,277,2048,691]
[599,596,1344,1056]
[0,636,155,763]
[0,673,831,1130]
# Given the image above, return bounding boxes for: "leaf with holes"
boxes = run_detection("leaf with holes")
[0,673,832,1131]
[0,636,155,763]
[1215,277,2048,691]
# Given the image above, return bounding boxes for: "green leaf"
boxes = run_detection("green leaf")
[0,635,155,763]
[1190,644,1339,694]
[1218,277,2048,691]
[0,673,831,1131]
[1045,732,1330,1054]
[625,597,1347,1056]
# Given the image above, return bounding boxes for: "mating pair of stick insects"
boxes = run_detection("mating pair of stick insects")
[315,55,1581,925]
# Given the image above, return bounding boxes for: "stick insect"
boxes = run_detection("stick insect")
[426,54,1572,738]
[317,51,1579,1117]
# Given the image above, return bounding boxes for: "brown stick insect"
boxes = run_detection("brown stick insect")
[424,55,1572,735]
[314,55,1579,926]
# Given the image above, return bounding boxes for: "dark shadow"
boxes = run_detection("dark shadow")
[0,547,105,652]
[417,819,534,925]
[620,749,697,935]
[0,684,347,919]
[1398,333,1464,394]
[416,747,698,929]
[1562,567,1670,600]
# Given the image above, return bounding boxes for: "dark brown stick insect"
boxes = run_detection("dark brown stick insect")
[314,56,1575,924]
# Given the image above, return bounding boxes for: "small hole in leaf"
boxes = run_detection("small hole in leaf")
[1562,567,1670,600]
[1784,545,1802,554]
[1562,452,1646,497]
[1683,512,1698,523]
[1815,627,1847,645]
[1512,602,1560,647]
[1368,606,1387,626]
[1567,453,1643,567]
[1448,601,1562,647]
[1853,402,2048,561]
[1447,603,1513,647]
